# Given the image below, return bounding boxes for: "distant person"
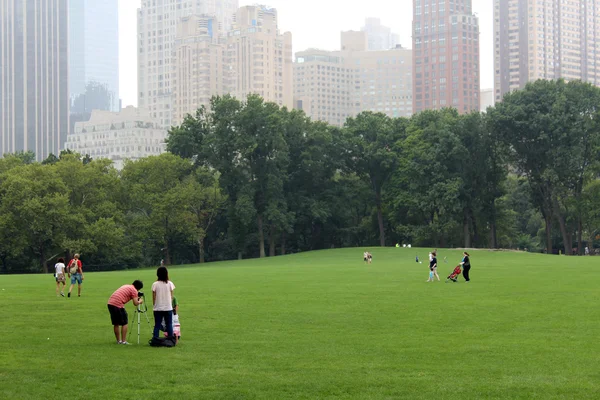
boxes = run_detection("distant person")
[67,254,84,298]
[54,258,66,297]
[363,251,368,264]
[460,252,471,282]
[585,246,590,256]
[152,266,175,339]
[107,280,144,345]
[367,252,373,264]
[427,252,440,282]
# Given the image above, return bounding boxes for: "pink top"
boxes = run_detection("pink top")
[107,285,138,308]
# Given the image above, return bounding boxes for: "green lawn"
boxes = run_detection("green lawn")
[1,248,599,399]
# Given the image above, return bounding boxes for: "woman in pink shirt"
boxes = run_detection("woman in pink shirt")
[107,280,144,345]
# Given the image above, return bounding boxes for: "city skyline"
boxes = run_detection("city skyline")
[118,0,494,108]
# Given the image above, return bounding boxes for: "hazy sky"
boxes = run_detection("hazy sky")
[118,0,493,107]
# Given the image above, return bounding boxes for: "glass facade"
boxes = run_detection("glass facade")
[69,0,119,120]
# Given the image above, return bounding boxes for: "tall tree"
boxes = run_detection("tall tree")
[489,79,600,255]
[345,112,402,247]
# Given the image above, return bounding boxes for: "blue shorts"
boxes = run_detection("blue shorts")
[71,273,83,285]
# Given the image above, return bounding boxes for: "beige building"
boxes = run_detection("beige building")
[166,5,294,126]
[225,6,293,111]
[64,107,167,170]
[172,15,226,125]
[494,0,600,102]
[137,0,239,128]
[294,31,412,127]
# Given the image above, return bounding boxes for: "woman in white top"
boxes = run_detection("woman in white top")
[152,266,175,338]
[54,258,66,297]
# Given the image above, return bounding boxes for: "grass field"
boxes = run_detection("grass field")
[1,248,599,399]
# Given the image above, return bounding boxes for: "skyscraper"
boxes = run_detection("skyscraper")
[494,0,600,102]
[69,0,120,114]
[412,0,480,114]
[362,18,400,51]
[0,0,69,160]
[138,0,239,128]
[170,5,293,126]
[226,6,293,110]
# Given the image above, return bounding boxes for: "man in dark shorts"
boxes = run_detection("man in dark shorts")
[107,280,144,345]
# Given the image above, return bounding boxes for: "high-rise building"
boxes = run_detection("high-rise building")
[412,0,480,114]
[172,15,226,125]
[69,0,120,133]
[171,5,293,126]
[362,18,400,51]
[64,106,167,170]
[494,0,600,102]
[138,0,239,128]
[0,0,69,160]
[294,31,412,127]
[226,6,293,110]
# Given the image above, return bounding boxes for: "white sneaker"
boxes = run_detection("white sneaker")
[120,341,131,345]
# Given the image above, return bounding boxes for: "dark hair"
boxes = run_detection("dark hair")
[464,252,470,257]
[156,266,169,283]
[432,252,437,257]
[132,280,144,290]
[58,258,65,263]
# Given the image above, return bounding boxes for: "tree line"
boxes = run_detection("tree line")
[1,79,599,274]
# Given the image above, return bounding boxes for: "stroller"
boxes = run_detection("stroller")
[445,265,462,283]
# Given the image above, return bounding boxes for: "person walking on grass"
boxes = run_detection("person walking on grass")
[107,280,144,345]
[460,252,471,282]
[67,254,84,298]
[152,266,175,339]
[427,252,440,282]
[54,258,66,297]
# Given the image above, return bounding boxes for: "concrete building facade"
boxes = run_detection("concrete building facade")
[494,0,600,102]
[64,106,167,170]
[412,0,480,114]
[171,5,293,126]
[226,6,293,111]
[137,0,239,128]
[0,0,69,161]
[294,31,412,127]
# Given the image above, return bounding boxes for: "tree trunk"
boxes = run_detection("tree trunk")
[490,201,498,249]
[198,237,205,263]
[238,251,243,260]
[376,189,385,247]
[463,210,471,248]
[552,198,571,256]
[577,219,583,256]
[280,232,286,255]
[257,214,265,258]
[164,241,171,265]
[269,225,276,257]
[544,215,552,254]
[41,247,48,274]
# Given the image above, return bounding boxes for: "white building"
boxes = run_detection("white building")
[480,89,494,112]
[361,18,400,51]
[64,106,167,170]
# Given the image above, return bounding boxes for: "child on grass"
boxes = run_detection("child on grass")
[162,296,181,343]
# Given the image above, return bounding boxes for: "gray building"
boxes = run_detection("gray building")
[69,0,120,131]
[0,0,69,161]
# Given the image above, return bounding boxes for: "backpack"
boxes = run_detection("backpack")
[69,260,79,275]
[149,336,177,348]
